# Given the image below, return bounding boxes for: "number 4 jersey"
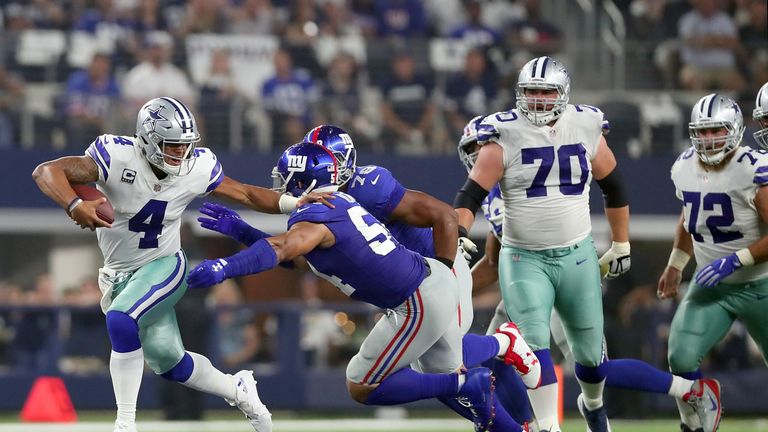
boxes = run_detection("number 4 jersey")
[671,146,768,283]
[84,134,224,272]
[480,104,604,250]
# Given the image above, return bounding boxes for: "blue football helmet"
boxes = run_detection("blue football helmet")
[457,115,487,173]
[272,142,342,197]
[689,93,744,165]
[302,125,357,187]
[754,82,768,150]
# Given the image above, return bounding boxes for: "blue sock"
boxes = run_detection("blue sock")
[483,358,533,424]
[105,310,141,353]
[364,368,458,406]
[676,370,703,380]
[161,352,194,382]
[575,361,607,384]
[604,358,673,394]
[438,395,473,421]
[489,396,524,432]
[535,349,558,386]
[462,333,500,367]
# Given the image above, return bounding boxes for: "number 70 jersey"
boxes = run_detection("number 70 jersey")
[671,146,768,283]
[479,104,605,250]
[84,134,224,272]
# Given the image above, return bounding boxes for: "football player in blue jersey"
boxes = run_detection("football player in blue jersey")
[459,114,723,432]
[186,142,534,432]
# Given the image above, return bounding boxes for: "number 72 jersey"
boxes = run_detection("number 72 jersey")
[84,134,224,272]
[671,146,768,283]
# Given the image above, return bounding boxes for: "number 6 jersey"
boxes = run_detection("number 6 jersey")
[671,146,768,283]
[84,134,224,272]
[479,104,605,250]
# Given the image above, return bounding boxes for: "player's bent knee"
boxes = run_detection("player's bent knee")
[668,344,701,374]
[105,310,141,353]
[346,380,374,404]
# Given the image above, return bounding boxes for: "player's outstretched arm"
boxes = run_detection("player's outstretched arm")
[390,190,458,266]
[471,231,501,294]
[658,211,693,299]
[187,222,333,289]
[32,156,111,230]
[592,136,631,278]
[211,176,284,214]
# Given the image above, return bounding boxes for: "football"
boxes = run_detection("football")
[71,184,115,224]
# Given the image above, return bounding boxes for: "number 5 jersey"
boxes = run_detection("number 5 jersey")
[84,134,224,272]
[672,146,768,283]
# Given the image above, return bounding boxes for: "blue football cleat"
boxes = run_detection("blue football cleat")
[456,367,496,431]
[577,393,612,432]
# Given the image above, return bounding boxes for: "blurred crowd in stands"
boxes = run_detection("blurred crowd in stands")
[0,0,762,154]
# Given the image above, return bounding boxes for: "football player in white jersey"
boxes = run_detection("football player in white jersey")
[657,93,768,432]
[32,97,320,432]
[460,115,723,432]
[754,82,768,149]
[453,57,631,432]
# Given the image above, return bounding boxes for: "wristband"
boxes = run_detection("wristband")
[667,248,691,271]
[66,197,83,216]
[736,248,755,266]
[279,194,299,214]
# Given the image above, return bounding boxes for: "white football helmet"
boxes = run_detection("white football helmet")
[753,82,768,150]
[689,93,744,165]
[135,97,200,176]
[515,56,570,126]
[457,115,487,173]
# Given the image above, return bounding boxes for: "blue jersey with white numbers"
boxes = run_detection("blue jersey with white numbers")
[288,192,428,309]
[481,184,504,241]
[345,165,436,258]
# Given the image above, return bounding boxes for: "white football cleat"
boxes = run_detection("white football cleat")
[684,378,722,432]
[226,370,273,432]
[113,420,137,432]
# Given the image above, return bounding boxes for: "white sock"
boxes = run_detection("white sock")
[492,333,510,356]
[676,397,701,429]
[577,377,605,410]
[528,382,560,431]
[181,351,236,400]
[110,348,144,424]
[668,376,694,399]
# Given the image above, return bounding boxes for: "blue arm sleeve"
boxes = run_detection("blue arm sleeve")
[223,238,279,278]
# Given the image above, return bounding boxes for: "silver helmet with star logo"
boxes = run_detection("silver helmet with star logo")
[135,97,200,176]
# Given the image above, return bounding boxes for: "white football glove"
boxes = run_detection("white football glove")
[598,241,631,279]
[458,236,478,261]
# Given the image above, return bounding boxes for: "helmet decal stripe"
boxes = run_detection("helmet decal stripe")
[311,126,322,143]
[160,97,191,133]
[531,57,539,78]
[540,57,549,78]
[317,143,339,182]
[707,93,718,118]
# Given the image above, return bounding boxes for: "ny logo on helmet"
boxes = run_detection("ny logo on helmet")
[287,155,307,172]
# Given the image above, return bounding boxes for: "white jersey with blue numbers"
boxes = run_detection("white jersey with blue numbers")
[481,184,504,242]
[479,104,604,249]
[671,146,768,283]
[84,134,224,272]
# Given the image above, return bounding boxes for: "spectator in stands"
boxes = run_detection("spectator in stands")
[444,48,499,143]
[2,1,68,31]
[60,278,109,375]
[74,0,141,67]
[199,49,240,149]
[11,274,57,372]
[121,31,197,114]
[63,53,120,148]
[448,0,502,48]
[228,0,276,35]
[677,0,746,92]
[209,280,259,371]
[175,0,230,37]
[0,68,24,149]
[625,0,672,44]
[135,0,170,32]
[379,50,435,154]
[508,0,563,67]
[261,47,318,147]
[737,0,768,90]
[281,0,323,74]
[316,51,376,150]
[374,0,427,38]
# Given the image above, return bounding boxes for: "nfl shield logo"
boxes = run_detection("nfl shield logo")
[153,184,161,192]
[512,254,521,262]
